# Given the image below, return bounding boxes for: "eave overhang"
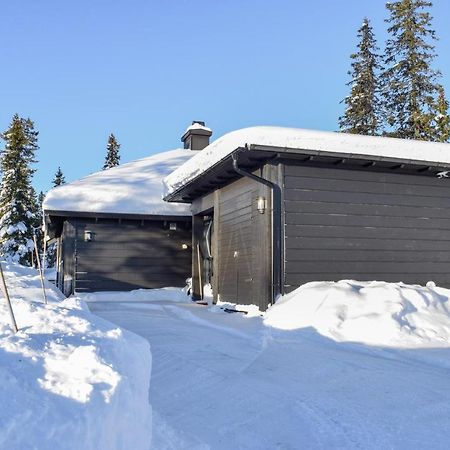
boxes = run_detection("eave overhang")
[44,210,192,240]
[164,144,450,204]
[44,209,192,221]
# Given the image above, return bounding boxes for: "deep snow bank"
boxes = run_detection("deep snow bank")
[265,280,450,348]
[0,262,151,450]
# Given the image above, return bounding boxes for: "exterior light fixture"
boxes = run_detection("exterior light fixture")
[169,222,177,231]
[84,230,94,242]
[181,243,188,250]
[257,196,266,214]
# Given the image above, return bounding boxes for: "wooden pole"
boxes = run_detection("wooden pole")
[0,262,18,333]
[33,233,47,304]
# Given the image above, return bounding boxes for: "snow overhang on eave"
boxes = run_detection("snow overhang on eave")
[164,144,450,204]
[44,209,192,221]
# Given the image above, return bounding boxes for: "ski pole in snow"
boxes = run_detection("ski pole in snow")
[0,261,18,333]
[33,233,47,304]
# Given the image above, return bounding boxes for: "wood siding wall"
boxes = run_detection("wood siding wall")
[216,176,271,310]
[283,164,450,291]
[62,217,191,293]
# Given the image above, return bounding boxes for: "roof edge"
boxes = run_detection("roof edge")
[164,146,246,202]
[250,143,450,168]
[164,143,450,203]
[44,209,192,221]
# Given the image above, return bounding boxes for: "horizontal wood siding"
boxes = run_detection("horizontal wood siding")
[72,218,191,292]
[283,164,450,290]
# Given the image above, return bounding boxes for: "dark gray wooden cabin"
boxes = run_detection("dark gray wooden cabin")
[164,128,450,311]
[44,122,212,296]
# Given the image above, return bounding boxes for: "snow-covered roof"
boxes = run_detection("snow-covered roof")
[164,126,450,196]
[44,149,197,217]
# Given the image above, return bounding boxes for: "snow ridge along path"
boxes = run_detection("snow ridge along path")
[86,282,450,450]
[0,263,152,450]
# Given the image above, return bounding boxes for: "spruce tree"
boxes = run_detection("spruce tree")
[28,188,45,267]
[0,114,39,265]
[339,18,383,135]
[39,190,56,269]
[382,0,442,140]
[103,133,121,170]
[35,190,46,253]
[53,166,66,186]
[433,85,450,142]
[37,190,45,206]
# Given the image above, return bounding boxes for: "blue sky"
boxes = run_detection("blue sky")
[1,0,449,193]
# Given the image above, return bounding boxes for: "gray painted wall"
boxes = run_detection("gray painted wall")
[283,163,450,291]
[60,217,192,294]
[215,176,271,310]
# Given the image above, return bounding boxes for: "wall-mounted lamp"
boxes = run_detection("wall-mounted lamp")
[169,222,177,231]
[181,243,189,250]
[84,230,94,242]
[257,196,266,214]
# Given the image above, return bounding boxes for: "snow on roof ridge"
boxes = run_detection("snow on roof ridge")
[164,125,450,196]
[44,148,197,216]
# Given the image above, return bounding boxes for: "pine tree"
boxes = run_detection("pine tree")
[0,114,39,265]
[339,18,383,135]
[382,0,442,140]
[433,85,450,142]
[103,133,121,170]
[53,166,66,186]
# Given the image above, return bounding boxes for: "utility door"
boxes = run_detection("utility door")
[217,176,271,310]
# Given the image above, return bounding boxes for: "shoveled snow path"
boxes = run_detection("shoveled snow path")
[88,299,450,449]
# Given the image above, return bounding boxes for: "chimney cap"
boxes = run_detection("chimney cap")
[181,120,212,150]
[182,121,212,139]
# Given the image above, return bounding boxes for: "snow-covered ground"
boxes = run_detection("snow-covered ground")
[86,282,450,449]
[0,263,152,450]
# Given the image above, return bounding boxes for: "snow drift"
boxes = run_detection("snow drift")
[265,280,450,348]
[77,286,192,304]
[0,262,152,450]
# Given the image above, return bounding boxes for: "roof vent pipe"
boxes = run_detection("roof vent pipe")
[181,121,212,151]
